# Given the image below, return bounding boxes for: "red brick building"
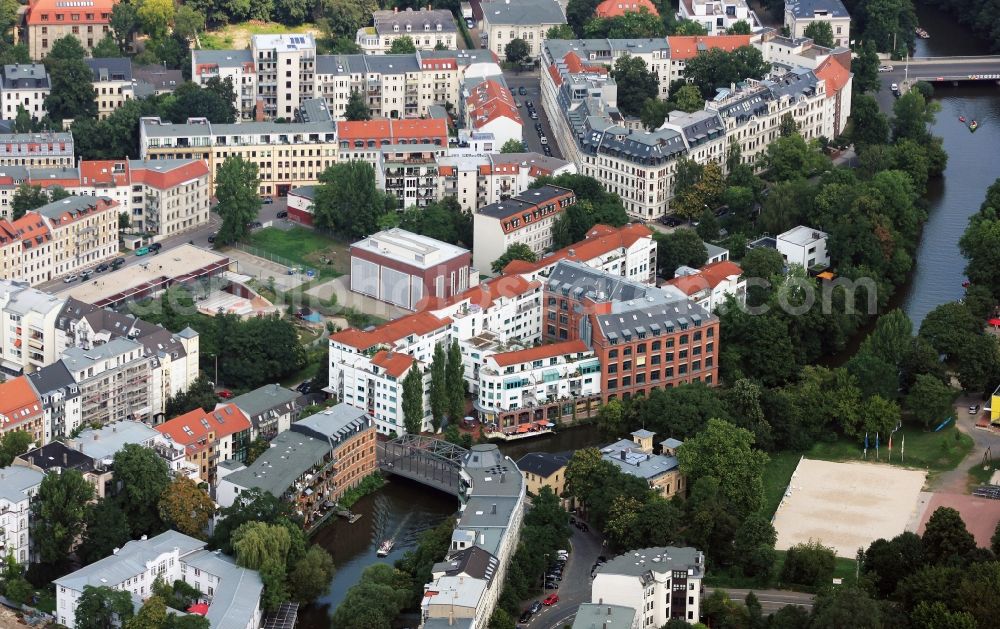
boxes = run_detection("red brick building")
[543,260,719,401]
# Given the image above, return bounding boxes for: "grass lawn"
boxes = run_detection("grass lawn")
[967,459,1000,489]
[804,421,973,472]
[246,227,349,278]
[33,589,55,613]
[762,451,802,518]
[200,22,319,49]
[703,551,857,592]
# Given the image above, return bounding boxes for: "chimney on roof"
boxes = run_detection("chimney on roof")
[620,449,626,461]
[63,452,67,466]
[491,503,497,514]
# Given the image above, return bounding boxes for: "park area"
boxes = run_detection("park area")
[245,227,350,279]
[200,21,319,50]
[772,458,927,558]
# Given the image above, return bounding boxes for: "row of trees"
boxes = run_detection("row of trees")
[429,339,467,431]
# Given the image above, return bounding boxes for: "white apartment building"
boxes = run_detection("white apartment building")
[776,225,830,269]
[0,132,72,167]
[472,185,576,273]
[27,360,82,443]
[60,337,154,426]
[678,0,761,35]
[0,280,63,375]
[0,466,44,564]
[251,34,317,120]
[592,547,705,626]
[86,58,134,120]
[191,49,258,121]
[476,339,601,416]
[663,259,746,311]
[54,530,263,629]
[357,8,459,54]
[437,152,576,212]
[0,196,118,286]
[422,445,525,629]
[481,0,567,61]
[503,223,658,285]
[126,159,212,237]
[329,311,452,435]
[785,0,851,48]
[378,143,447,210]
[0,64,49,121]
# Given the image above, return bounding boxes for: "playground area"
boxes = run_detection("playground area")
[772,458,926,557]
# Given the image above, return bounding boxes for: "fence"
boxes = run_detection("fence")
[227,243,318,278]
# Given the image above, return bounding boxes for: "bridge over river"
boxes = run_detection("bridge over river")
[884,55,1000,86]
[378,434,468,496]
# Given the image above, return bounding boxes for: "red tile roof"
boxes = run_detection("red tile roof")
[129,160,210,189]
[0,213,52,249]
[337,118,448,144]
[330,311,452,351]
[815,54,852,98]
[595,0,659,17]
[662,260,743,296]
[156,403,251,448]
[668,35,752,60]
[418,275,541,311]
[502,223,653,274]
[27,0,116,26]
[491,339,590,367]
[562,52,608,75]
[371,350,415,378]
[0,377,43,428]
[79,160,128,187]
[466,79,522,129]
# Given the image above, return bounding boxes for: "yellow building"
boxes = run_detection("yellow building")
[516,452,571,505]
[602,430,686,499]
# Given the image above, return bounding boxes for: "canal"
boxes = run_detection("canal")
[896,4,1000,327]
[298,424,605,627]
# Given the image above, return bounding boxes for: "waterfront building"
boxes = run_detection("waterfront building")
[155,404,252,486]
[784,0,851,48]
[54,530,264,629]
[601,431,686,498]
[471,185,576,273]
[0,465,44,564]
[215,405,377,526]
[516,451,572,504]
[591,546,705,625]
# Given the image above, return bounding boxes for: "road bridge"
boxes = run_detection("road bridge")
[378,434,468,496]
[882,56,1000,86]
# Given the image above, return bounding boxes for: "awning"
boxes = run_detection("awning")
[187,603,209,616]
[988,318,1000,327]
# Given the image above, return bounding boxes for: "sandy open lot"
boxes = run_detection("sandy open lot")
[773,458,927,557]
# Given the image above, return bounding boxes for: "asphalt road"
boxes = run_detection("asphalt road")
[38,198,289,294]
[875,58,1000,111]
[503,70,564,160]
[717,588,815,615]
[522,521,604,629]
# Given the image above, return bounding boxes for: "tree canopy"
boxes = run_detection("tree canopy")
[214,156,260,245]
[611,54,658,118]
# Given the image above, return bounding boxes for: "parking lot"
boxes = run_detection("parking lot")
[503,71,564,160]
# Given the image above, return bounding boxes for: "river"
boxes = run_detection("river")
[895,4,1000,328]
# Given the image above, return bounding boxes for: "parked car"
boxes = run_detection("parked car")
[296,381,313,394]
[217,389,234,399]
[878,65,894,72]
[148,242,162,253]
[545,580,558,589]
[63,274,78,283]
[135,246,149,256]
[534,123,543,131]
[540,136,548,145]
[530,111,539,120]
[525,99,533,107]
[543,594,559,606]
[262,196,273,204]
[110,257,126,270]
[95,262,109,273]
[518,86,527,95]
[891,82,899,92]
[529,601,542,614]
[277,210,289,218]
[466,18,475,28]
[970,404,980,414]
[208,233,217,244]
[80,270,92,281]
[519,610,533,623]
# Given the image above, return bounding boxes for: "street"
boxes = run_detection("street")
[717,588,815,615]
[503,70,564,160]
[524,522,603,629]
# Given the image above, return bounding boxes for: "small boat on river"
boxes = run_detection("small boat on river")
[377,539,394,556]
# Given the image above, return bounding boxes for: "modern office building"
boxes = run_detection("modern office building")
[591,546,705,625]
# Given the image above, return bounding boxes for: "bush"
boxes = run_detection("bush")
[338,473,385,509]
[781,540,837,587]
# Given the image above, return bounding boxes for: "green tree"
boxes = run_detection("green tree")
[245,438,269,465]
[922,506,976,566]
[851,94,890,148]
[389,36,417,54]
[676,418,768,517]
[75,585,135,629]
[288,545,335,604]
[91,34,122,57]
[905,373,954,428]
[125,596,167,629]
[0,554,32,605]
[640,97,670,131]
[765,134,829,181]
[44,38,98,122]
[446,339,465,424]
[566,0,601,35]
[500,139,526,153]
[345,89,371,121]
[910,601,976,629]
[163,79,236,123]
[727,20,752,35]
[733,513,777,578]
[546,24,576,39]
[682,46,769,98]
[672,19,708,35]
[781,539,836,586]
[214,156,260,245]
[110,0,139,51]
[330,563,411,629]
[429,342,447,431]
[313,161,390,238]
[653,228,707,277]
[165,375,219,416]
[173,5,206,40]
[862,532,925,599]
[158,477,215,539]
[851,42,880,94]
[611,54,658,118]
[12,105,33,133]
[809,587,881,629]
[595,398,625,438]
[402,367,424,435]
[803,20,835,47]
[892,90,939,143]
[136,0,174,38]
[505,38,530,64]
[31,469,94,565]
[491,242,537,274]
[114,443,171,537]
[79,499,132,565]
[209,488,296,555]
[954,561,1000,628]
[0,430,32,467]
[670,84,704,113]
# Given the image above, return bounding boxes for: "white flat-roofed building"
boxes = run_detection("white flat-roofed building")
[592,546,705,625]
[0,465,44,564]
[70,420,160,463]
[358,8,459,54]
[784,0,851,48]
[777,225,829,270]
[436,152,576,213]
[678,0,761,36]
[351,228,474,311]
[191,49,257,121]
[251,34,317,120]
[572,604,640,629]
[0,279,64,375]
[54,530,263,629]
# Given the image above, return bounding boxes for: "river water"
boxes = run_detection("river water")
[896,4,1000,328]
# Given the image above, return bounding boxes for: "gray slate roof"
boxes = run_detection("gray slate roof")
[220,428,330,497]
[182,550,264,629]
[572,604,637,629]
[786,0,849,19]
[372,9,457,34]
[19,441,98,474]
[2,64,48,90]
[515,451,570,478]
[601,438,679,480]
[0,466,44,503]
[229,384,299,427]
[35,195,112,221]
[191,49,254,69]
[27,361,78,400]
[74,421,160,462]
[481,0,566,25]
[61,337,145,373]
[86,58,133,82]
[293,403,371,443]
[478,185,570,219]
[596,546,704,578]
